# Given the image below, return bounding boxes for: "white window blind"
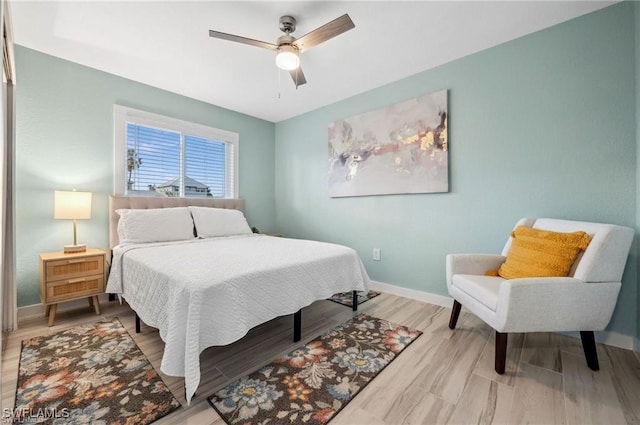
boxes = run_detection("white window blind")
[185,134,228,198]
[114,106,238,198]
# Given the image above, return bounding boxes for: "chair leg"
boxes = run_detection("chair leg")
[580,331,599,371]
[449,300,462,329]
[495,331,507,374]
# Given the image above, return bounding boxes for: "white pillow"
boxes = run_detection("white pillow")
[116,207,195,245]
[188,206,252,238]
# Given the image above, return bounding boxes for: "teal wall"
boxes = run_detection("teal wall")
[275,2,638,336]
[14,46,276,307]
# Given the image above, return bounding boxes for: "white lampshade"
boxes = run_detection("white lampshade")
[54,190,92,220]
[54,190,92,253]
[276,45,300,71]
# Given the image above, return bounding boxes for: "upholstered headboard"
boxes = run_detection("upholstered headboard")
[109,195,245,248]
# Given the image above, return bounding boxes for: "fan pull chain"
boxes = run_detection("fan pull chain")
[277,67,281,99]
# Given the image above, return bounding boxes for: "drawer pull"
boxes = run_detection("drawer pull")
[66,259,88,264]
[67,277,88,284]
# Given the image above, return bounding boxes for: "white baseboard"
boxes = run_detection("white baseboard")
[369,280,453,308]
[595,331,639,352]
[559,330,638,352]
[18,293,112,321]
[370,280,638,353]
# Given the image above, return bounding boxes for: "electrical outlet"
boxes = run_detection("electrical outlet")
[372,248,381,261]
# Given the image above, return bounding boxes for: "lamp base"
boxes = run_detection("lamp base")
[63,244,86,254]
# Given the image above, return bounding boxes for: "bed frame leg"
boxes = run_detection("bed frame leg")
[293,310,301,342]
[352,290,358,311]
[135,314,141,333]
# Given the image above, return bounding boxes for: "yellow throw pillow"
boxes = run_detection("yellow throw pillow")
[496,226,592,279]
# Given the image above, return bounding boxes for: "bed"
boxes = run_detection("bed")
[105,195,370,404]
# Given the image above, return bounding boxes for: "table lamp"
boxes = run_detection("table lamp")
[54,190,92,253]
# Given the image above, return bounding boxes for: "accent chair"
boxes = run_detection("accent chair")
[446,218,634,374]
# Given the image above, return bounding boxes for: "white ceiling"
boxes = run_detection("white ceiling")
[10,1,615,123]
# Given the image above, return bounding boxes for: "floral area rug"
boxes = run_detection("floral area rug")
[327,290,381,307]
[13,318,180,424]
[208,313,421,424]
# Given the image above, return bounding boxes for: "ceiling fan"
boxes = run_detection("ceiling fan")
[208,14,355,89]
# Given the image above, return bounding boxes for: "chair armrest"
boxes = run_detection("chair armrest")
[446,254,506,289]
[495,277,621,332]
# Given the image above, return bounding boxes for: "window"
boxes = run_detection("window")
[114,106,238,198]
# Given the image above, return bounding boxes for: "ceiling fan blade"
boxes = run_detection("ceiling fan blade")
[289,67,307,88]
[294,14,355,53]
[209,30,278,51]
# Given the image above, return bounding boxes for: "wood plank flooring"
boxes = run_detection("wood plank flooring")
[2,293,640,424]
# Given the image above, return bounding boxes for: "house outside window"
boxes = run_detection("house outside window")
[114,106,239,198]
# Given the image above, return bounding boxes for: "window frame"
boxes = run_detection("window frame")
[113,105,239,198]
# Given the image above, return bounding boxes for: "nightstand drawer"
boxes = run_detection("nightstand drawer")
[44,255,105,282]
[46,275,105,303]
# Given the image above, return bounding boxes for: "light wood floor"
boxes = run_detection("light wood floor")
[3,293,640,424]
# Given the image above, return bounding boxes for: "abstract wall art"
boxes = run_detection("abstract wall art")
[328,90,448,197]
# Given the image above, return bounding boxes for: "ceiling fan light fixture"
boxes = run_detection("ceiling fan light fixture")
[209,13,354,87]
[276,45,300,71]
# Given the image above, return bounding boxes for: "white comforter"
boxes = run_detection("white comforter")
[106,234,370,404]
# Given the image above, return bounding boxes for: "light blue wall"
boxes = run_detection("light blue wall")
[275,2,638,336]
[15,46,276,307]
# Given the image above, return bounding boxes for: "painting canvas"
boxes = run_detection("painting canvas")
[328,90,448,197]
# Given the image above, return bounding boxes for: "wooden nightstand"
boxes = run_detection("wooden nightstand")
[39,248,106,326]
